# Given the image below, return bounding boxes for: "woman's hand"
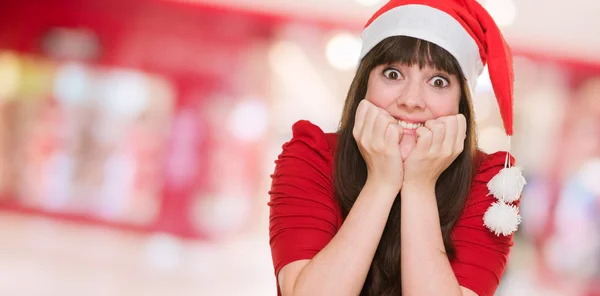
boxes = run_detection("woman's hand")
[353,99,405,193]
[403,114,467,188]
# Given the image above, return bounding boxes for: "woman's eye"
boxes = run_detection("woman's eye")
[383,69,402,80]
[429,76,449,88]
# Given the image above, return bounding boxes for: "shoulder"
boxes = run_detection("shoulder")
[464,150,519,218]
[270,120,338,194]
[269,120,340,207]
[283,120,338,162]
[473,150,515,184]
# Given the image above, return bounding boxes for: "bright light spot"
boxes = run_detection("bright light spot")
[228,99,269,142]
[326,33,362,71]
[54,63,91,105]
[473,93,493,123]
[267,40,339,132]
[100,70,148,118]
[478,126,509,153]
[0,52,21,100]
[144,233,184,273]
[482,0,517,27]
[476,65,493,93]
[580,158,600,195]
[196,193,251,238]
[354,0,384,7]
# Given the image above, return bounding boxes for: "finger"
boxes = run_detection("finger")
[373,112,390,150]
[425,119,445,153]
[442,115,458,155]
[415,126,433,153]
[373,109,397,133]
[455,114,467,151]
[373,110,398,149]
[385,122,403,151]
[361,102,379,146]
[353,100,369,139]
[395,123,404,143]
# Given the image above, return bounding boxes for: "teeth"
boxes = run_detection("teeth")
[398,120,424,129]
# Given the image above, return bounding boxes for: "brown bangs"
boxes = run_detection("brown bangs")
[365,36,463,78]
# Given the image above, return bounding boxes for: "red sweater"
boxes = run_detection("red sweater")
[268,120,516,296]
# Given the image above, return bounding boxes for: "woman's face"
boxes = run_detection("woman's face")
[365,62,462,160]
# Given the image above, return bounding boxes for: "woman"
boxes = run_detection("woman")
[268,0,526,295]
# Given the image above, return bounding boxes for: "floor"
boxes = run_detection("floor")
[0,212,276,296]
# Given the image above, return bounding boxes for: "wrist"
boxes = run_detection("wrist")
[401,178,436,194]
[364,178,401,198]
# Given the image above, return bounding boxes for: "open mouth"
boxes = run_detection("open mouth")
[397,120,424,130]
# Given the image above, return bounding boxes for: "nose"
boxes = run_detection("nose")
[397,79,426,109]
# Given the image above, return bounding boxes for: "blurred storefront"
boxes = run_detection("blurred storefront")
[0,0,280,240]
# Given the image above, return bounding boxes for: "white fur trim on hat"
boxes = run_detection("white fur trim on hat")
[360,4,484,96]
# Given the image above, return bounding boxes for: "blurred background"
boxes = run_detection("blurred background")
[0,0,598,295]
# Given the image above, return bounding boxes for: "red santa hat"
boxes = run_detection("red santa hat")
[360,0,525,236]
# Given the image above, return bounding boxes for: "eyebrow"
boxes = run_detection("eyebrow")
[384,62,454,76]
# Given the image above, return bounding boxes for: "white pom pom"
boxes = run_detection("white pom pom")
[487,166,527,203]
[483,201,521,236]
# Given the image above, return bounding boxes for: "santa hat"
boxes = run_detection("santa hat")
[360,0,525,236]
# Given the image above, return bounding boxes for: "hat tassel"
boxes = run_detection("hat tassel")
[483,137,526,236]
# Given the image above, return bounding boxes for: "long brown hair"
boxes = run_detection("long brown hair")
[333,36,477,295]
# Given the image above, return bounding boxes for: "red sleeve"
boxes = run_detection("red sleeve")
[268,120,339,277]
[451,151,519,296]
